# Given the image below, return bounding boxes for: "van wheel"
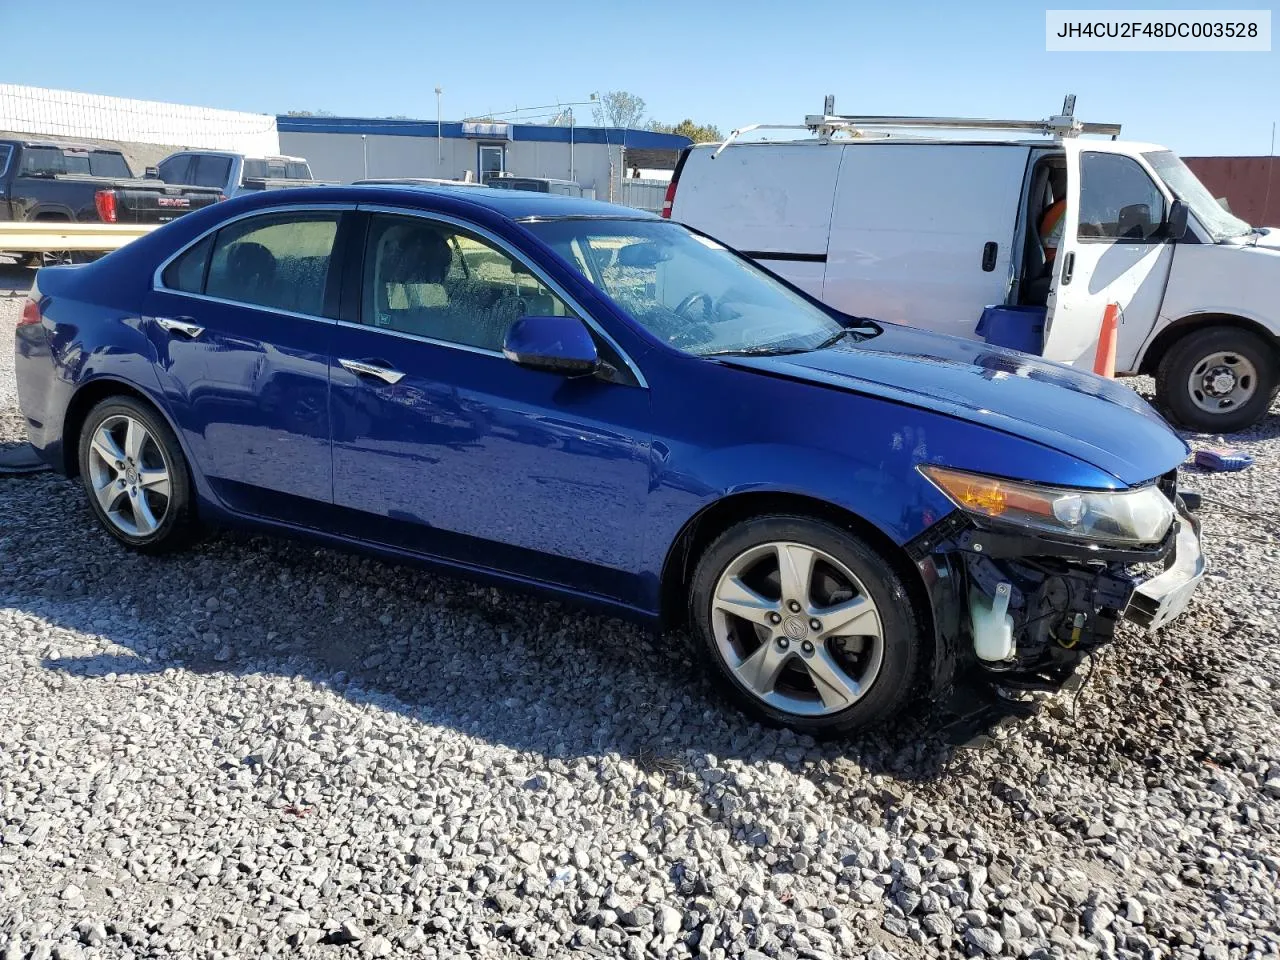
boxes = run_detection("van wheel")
[688,516,921,737]
[77,396,196,553]
[1155,327,1278,433]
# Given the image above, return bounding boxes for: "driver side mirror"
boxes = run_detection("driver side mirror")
[503,315,599,376]
[1165,198,1189,241]
[144,166,159,179]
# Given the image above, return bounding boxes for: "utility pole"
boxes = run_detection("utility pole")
[361,135,368,179]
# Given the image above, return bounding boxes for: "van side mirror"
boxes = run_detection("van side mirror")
[1166,199,1189,241]
[503,315,600,376]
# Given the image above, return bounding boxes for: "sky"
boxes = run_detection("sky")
[2,0,1277,157]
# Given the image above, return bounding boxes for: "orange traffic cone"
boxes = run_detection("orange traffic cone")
[1093,303,1119,378]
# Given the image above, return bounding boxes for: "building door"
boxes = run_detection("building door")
[478,144,505,183]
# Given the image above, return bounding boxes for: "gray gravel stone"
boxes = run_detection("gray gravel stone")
[0,298,1278,959]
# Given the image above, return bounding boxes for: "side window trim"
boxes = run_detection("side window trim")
[1076,151,1170,245]
[0,144,12,178]
[152,203,358,324]
[352,203,647,388]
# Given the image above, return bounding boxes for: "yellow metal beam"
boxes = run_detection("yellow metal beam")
[0,222,159,253]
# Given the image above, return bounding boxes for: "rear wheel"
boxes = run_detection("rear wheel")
[689,516,921,736]
[77,397,196,553]
[1155,327,1278,433]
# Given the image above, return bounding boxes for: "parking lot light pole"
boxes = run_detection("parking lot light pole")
[435,87,443,168]
[361,135,368,179]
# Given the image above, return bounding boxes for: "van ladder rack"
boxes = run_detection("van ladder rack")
[804,94,1121,141]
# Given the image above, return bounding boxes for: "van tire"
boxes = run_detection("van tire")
[1155,327,1278,433]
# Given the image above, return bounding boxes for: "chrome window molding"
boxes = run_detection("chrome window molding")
[150,202,357,294]
[0,144,11,179]
[156,290,338,326]
[334,319,502,359]
[355,203,648,389]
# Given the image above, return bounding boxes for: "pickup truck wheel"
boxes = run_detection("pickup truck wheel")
[689,516,921,737]
[1156,327,1278,433]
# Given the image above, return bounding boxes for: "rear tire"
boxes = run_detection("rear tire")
[1155,327,1278,433]
[77,396,196,554]
[689,515,921,737]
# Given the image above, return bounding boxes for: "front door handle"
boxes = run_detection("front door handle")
[1060,251,1075,286]
[155,316,204,338]
[339,358,406,385]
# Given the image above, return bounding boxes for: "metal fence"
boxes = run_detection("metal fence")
[615,178,670,214]
[0,84,279,155]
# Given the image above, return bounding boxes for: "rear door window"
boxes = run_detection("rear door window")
[204,212,340,317]
[0,144,12,178]
[193,155,232,189]
[157,155,193,184]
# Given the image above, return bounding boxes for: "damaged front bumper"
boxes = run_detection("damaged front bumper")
[910,492,1205,695]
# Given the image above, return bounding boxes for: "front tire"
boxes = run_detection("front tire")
[77,396,196,553]
[1156,327,1278,433]
[689,516,922,737]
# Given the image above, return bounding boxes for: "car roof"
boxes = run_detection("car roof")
[312,183,656,221]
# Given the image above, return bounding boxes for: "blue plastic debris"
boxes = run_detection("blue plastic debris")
[1193,448,1254,472]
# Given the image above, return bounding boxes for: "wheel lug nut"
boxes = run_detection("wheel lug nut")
[787,600,801,613]
[801,640,814,654]
[768,612,782,625]
[776,637,789,650]
[809,619,821,632]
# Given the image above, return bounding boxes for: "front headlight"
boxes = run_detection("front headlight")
[920,465,1175,546]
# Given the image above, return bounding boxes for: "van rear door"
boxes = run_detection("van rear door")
[669,143,842,297]
[1042,140,1174,369]
[824,143,1028,338]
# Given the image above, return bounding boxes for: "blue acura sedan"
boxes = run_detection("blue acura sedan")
[14,185,1204,735]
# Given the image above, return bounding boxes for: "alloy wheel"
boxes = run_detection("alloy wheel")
[86,415,172,537]
[710,541,884,717]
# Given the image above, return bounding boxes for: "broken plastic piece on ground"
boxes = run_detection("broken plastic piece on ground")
[1193,448,1254,472]
[0,442,51,476]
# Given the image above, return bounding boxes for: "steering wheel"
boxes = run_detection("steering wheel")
[674,291,716,321]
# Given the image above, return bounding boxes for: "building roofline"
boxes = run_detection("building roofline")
[276,115,692,150]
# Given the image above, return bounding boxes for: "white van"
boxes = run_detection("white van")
[666,97,1280,432]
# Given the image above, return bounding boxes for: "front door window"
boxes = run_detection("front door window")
[479,145,505,183]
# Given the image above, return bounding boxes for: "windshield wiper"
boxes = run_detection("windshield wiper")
[703,324,876,358]
[703,344,810,357]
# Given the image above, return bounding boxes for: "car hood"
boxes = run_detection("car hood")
[719,323,1188,487]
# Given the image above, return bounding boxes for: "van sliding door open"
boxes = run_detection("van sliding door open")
[1042,141,1174,369]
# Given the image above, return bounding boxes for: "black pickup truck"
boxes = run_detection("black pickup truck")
[0,140,222,264]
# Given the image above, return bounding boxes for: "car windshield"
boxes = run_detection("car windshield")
[524,218,859,356]
[1143,150,1253,241]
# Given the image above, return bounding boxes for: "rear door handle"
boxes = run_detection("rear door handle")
[1060,251,1075,286]
[339,358,405,385]
[155,316,204,338]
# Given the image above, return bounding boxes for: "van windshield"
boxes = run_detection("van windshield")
[1143,150,1253,241]
[525,218,861,356]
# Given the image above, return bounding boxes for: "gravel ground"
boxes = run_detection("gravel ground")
[1,283,1278,960]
